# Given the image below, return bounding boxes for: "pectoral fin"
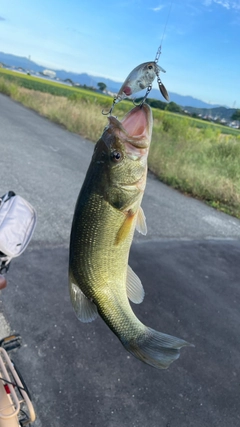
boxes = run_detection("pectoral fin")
[127,265,145,304]
[115,210,136,245]
[69,277,98,323]
[136,207,147,235]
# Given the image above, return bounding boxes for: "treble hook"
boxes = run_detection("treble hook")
[102,98,116,115]
[133,84,153,108]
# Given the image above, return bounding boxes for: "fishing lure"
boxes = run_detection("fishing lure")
[102,1,173,115]
[102,59,169,115]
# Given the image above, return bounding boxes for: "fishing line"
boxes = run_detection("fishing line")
[155,0,174,64]
[152,0,174,103]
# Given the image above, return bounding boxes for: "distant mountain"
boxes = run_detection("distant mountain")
[0,52,46,73]
[0,51,230,111]
[145,89,221,109]
[0,51,123,89]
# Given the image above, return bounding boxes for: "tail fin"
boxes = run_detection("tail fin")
[123,327,193,369]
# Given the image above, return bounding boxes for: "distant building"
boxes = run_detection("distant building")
[42,69,56,78]
[229,121,239,129]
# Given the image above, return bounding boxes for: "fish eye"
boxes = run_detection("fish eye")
[110,150,122,162]
[148,65,153,70]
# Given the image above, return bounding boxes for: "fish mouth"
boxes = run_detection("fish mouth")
[108,103,153,150]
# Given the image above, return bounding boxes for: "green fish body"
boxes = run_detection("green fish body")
[69,104,191,369]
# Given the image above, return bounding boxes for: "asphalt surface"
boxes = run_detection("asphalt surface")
[0,93,240,427]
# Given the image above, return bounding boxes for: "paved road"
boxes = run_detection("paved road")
[0,94,240,427]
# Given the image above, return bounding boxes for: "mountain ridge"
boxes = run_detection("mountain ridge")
[0,51,233,112]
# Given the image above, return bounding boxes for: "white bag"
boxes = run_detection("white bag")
[0,191,37,272]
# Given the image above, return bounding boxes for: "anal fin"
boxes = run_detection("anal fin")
[69,280,98,323]
[127,265,145,304]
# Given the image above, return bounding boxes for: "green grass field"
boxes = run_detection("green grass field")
[0,68,239,218]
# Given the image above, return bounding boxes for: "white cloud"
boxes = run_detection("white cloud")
[232,1,240,9]
[203,0,240,9]
[151,4,164,12]
[215,0,231,9]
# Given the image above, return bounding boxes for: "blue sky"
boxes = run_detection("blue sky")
[0,0,239,107]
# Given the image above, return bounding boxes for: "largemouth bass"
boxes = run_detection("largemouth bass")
[69,104,191,369]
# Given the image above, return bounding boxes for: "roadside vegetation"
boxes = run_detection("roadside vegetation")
[0,69,240,219]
